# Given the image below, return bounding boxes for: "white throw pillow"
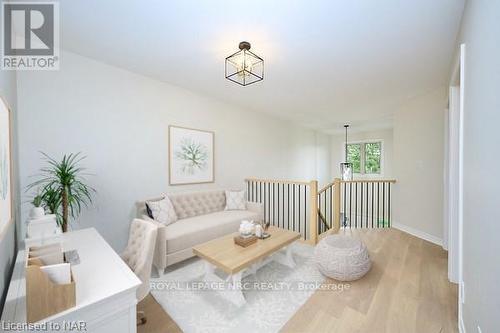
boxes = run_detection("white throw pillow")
[146,196,178,225]
[225,190,247,211]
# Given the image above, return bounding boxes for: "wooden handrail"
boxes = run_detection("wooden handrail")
[244,178,311,186]
[340,179,397,184]
[319,179,396,193]
[318,181,335,194]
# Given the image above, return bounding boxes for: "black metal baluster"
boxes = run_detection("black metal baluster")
[377,182,380,228]
[371,182,374,228]
[278,183,283,227]
[361,182,364,228]
[388,182,391,227]
[330,186,333,230]
[365,183,369,228]
[282,184,285,229]
[251,181,254,201]
[254,181,257,202]
[304,185,307,240]
[263,182,266,220]
[349,183,352,228]
[382,182,386,228]
[272,183,275,226]
[325,188,328,230]
[287,184,290,230]
[355,182,358,228]
[269,182,272,224]
[297,184,301,233]
[275,182,277,226]
[293,184,296,232]
[341,182,344,228]
[255,181,258,202]
[318,193,321,234]
[252,182,257,202]
[263,182,266,223]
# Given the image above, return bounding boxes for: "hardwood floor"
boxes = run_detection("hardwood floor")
[138,228,458,333]
[282,228,458,333]
[137,294,182,333]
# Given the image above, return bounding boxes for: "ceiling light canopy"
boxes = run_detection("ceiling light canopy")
[225,41,264,86]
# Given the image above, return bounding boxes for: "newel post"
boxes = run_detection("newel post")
[333,178,341,233]
[309,180,318,245]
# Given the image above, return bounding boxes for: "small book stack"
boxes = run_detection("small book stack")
[25,243,76,323]
[234,235,258,247]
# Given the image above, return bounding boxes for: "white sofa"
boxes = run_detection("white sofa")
[137,190,263,272]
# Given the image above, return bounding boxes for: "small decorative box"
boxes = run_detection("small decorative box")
[234,235,258,247]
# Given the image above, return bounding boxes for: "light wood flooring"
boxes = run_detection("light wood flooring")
[138,228,458,333]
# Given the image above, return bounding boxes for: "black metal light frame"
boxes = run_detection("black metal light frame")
[225,41,264,86]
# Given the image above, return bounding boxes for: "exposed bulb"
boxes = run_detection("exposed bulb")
[237,50,253,77]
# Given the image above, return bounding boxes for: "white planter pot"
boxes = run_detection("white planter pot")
[29,207,45,219]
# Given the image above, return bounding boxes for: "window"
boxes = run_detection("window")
[346,141,382,175]
[346,143,361,173]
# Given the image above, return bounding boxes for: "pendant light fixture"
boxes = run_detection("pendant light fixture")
[225,41,264,86]
[340,124,353,181]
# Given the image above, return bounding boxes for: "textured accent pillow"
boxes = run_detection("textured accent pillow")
[225,190,247,211]
[146,196,178,225]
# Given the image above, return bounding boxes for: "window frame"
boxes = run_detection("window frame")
[344,139,384,176]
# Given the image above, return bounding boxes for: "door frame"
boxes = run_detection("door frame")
[445,43,465,329]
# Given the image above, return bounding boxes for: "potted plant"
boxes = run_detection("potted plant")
[29,193,45,219]
[41,186,62,224]
[27,153,96,232]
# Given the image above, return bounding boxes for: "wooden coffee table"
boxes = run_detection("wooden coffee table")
[192,226,301,306]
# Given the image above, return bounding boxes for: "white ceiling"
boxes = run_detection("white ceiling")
[60,0,465,134]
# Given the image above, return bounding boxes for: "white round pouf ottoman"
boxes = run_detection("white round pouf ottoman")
[314,235,371,281]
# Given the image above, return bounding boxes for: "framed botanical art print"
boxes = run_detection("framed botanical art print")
[0,96,12,235]
[169,125,214,185]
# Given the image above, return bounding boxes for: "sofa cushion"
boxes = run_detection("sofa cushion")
[164,210,261,254]
[169,190,226,219]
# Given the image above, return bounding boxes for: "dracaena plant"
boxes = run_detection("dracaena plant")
[27,152,96,232]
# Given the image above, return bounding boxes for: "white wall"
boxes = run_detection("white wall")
[315,132,332,187]
[458,1,500,332]
[392,88,446,244]
[16,51,328,251]
[330,129,394,179]
[0,69,18,314]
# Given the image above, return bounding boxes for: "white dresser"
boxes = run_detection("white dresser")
[1,228,141,333]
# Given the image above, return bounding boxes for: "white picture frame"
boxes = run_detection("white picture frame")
[169,125,214,185]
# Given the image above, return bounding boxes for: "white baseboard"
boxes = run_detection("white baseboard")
[391,222,443,246]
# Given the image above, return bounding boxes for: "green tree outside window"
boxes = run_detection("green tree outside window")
[346,144,361,173]
[365,142,381,174]
[345,142,382,175]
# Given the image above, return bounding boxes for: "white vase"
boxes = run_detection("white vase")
[29,207,45,219]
